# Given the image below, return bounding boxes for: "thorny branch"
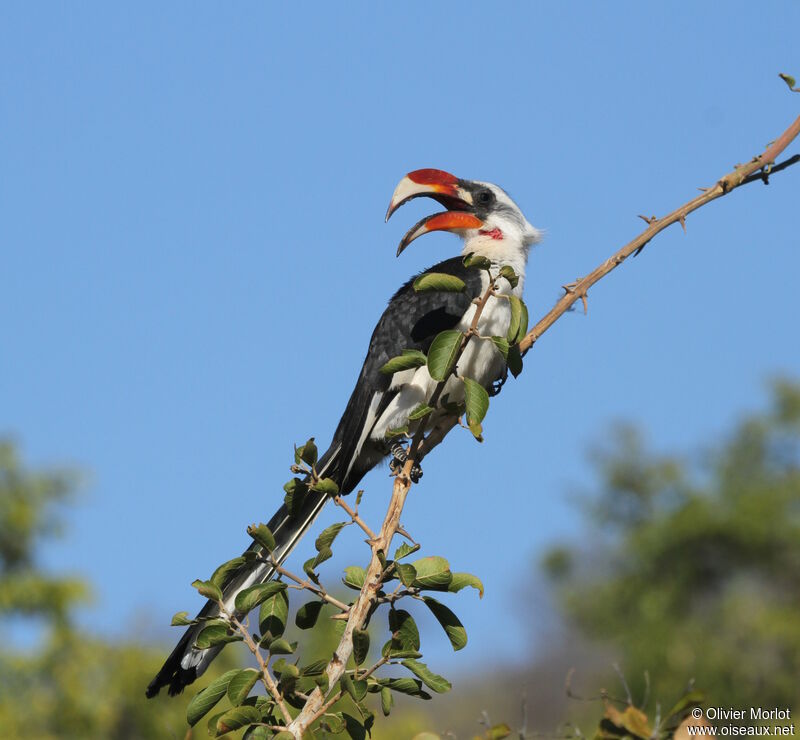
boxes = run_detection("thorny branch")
[519,110,800,354]
[218,602,294,725]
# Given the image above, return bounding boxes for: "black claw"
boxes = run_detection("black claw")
[389,442,423,483]
[489,368,508,397]
[390,442,408,464]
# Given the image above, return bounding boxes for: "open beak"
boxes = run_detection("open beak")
[386,168,484,256]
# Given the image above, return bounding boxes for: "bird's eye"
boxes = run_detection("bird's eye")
[476,189,493,205]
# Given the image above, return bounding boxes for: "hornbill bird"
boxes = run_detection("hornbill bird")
[146,168,540,698]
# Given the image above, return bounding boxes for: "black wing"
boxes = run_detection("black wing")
[327,256,483,492]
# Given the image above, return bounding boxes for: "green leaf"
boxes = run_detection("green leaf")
[273,660,299,680]
[506,295,522,343]
[499,265,519,288]
[246,523,276,553]
[352,679,368,702]
[191,579,222,602]
[194,623,242,650]
[321,713,346,734]
[395,562,417,587]
[196,617,229,628]
[779,72,799,92]
[394,542,419,560]
[387,609,420,651]
[380,686,393,716]
[507,343,523,378]
[386,425,409,438]
[206,711,226,737]
[171,610,195,626]
[243,726,272,740]
[353,628,370,665]
[226,668,260,706]
[518,299,529,342]
[407,403,434,421]
[427,330,463,381]
[210,556,246,589]
[283,478,308,516]
[295,600,324,629]
[413,272,466,293]
[186,669,239,726]
[505,295,528,344]
[423,596,467,650]
[411,556,452,589]
[340,673,356,699]
[448,572,484,598]
[234,581,287,613]
[310,477,339,495]
[315,522,347,551]
[463,377,489,427]
[258,589,289,640]
[315,672,330,694]
[486,724,512,739]
[463,252,492,270]
[343,713,367,740]
[272,733,295,740]
[267,637,294,655]
[214,705,261,736]
[401,659,452,693]
[300,658,328,676]
[296,438,318,467]
[380,646,422,660]
[379,349,428,375]
[376,677,431,699]
[306,545,332,573]
[468,420,483,442]
[343,565,367,590]
[490,336,509,360]
[663,689,706,722]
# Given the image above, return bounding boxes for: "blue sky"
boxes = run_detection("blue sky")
[2,3,799,673]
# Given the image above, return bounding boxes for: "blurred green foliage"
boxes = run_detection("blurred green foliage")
[0,440,242,739]
[543,379,800,715]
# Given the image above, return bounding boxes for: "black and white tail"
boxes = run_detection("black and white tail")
[145,481,330,698]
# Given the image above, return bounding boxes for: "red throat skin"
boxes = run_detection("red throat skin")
[479,227,503,240]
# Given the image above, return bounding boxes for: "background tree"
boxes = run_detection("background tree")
[0,439,244,739]
[542,379,800,718]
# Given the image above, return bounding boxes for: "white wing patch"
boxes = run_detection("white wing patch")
[344,391,384,481]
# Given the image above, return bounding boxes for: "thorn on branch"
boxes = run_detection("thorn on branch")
[678,214,686,233]
[636,214,657,225]
[395,525,415,543]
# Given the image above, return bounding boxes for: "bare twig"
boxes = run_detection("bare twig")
[286,472,414,736]
[219,604,293,725]
[520,112,800,355]
[267,558,351,613]
[334,494,377,540]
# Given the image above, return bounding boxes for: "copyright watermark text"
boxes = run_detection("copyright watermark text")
[687,707,795,736]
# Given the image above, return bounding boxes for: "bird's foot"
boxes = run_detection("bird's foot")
[389,442,423,483]
[489,369,508,397]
